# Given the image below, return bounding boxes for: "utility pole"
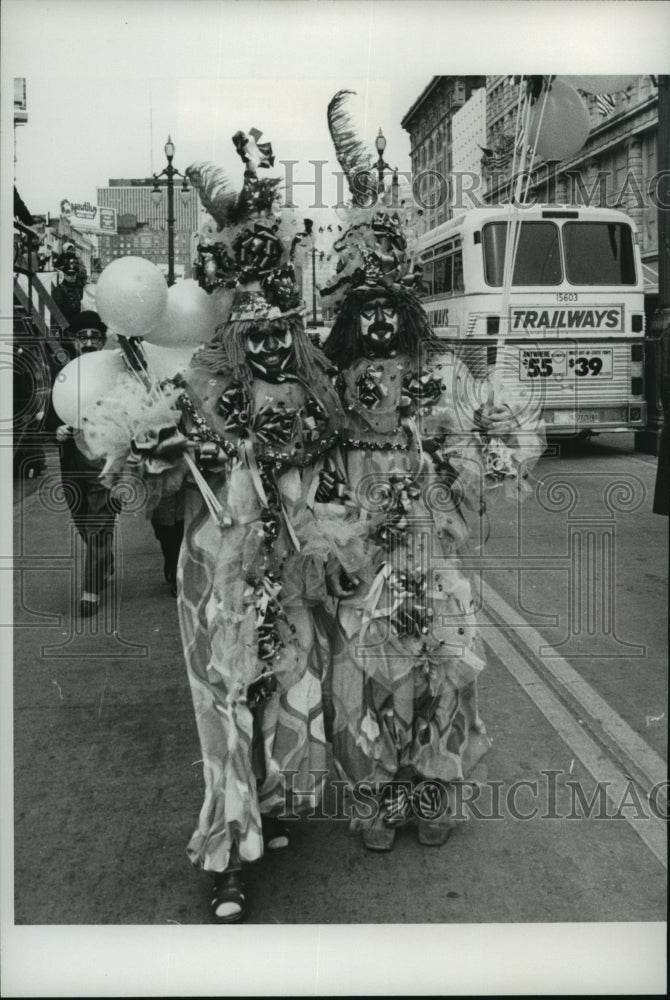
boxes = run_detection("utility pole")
[637,77,669,456]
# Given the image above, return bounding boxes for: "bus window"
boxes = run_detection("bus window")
[563,222,636,284]
[422,259,435,296]
[434,255,451,294]
[483,222,562,285]
[453,251,464,292]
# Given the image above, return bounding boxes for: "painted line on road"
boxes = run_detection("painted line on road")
[481,614,667,869]
[481,580,667,795]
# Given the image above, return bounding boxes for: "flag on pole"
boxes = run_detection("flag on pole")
[480,134,515,171]
[595,93,617,117]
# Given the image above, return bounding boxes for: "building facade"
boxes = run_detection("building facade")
[400,76,486,232]
[96,179,201,279]
[483,76,660,304]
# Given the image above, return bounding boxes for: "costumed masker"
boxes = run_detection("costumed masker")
[80,125,367,925]
[319,90,546,852]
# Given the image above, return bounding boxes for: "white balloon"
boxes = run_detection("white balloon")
[52,350,126,427]
[96,256,168,338]
[143,279,217,348]
[142,342,196,380]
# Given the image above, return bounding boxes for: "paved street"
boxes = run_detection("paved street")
[9,432,667,935]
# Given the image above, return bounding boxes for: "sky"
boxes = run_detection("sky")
[2,0,670,996]
[3,0,670,222]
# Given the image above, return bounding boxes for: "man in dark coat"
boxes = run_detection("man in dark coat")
[55,311,119,616]
[51,257,83,329]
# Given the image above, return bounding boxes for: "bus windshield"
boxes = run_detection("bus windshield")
[483,222,562,285]
[563,222,636,285]
[482,219,636,287]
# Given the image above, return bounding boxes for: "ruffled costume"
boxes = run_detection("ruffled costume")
[321,347,544,816]
[173,364,364,871]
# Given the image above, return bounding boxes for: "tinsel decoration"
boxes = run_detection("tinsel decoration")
[192,242,236,292]
[245,571,294,708]
[376,473,422,550]
[261,265,302,312]
[232,127,275,176]
[399,370,445,415]
[254,401,298,446]
[232,222,283,281]
[260,505,281,545]
[216,383,252,433]
[300,393,330,443]
[357,364,388,408]
[314,463,350,504]
[387,568,433,638]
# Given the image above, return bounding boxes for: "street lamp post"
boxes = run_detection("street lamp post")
[151,135,190,286]
[374,128,399,202]
[290,219,320,327]
[310,238,318,327]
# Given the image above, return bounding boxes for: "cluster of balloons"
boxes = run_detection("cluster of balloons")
[53,256,225,426]
[527,75,637,164]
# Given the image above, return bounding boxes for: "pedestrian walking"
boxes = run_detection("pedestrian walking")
[150,492,185,597]
[55,311,119,617]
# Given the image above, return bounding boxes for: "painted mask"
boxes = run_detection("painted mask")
[359,295,400,357]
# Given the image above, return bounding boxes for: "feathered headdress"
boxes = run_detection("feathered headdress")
[186,129,302,322]
[321,90,423,310]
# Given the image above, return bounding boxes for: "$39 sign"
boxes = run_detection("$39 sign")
[520,348,612,380]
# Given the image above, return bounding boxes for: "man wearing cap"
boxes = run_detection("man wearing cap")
[55,311,119,617]
[51,256,84,330]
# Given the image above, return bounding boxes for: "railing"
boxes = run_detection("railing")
[14,275,71,359]
[13,221,74,478]
[14,219,72,360]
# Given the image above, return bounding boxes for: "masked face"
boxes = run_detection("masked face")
[245,324,294,377]
[359,295,400,357]
[75,328,105,355]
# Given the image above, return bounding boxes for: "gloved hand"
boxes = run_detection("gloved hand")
[56,424,75,443]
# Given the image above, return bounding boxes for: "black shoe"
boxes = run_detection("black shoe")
[262,815,290,850]
[211,869,246,924]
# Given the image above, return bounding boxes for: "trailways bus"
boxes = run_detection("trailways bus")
[413,205,647,434]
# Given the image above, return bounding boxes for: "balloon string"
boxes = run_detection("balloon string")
[493,79,550,403]
[116,337,228,529]
[494,78,527,400]
[183,452,227,524]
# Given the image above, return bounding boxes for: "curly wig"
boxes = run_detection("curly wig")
[321,286,434,368]
[194,314,343,424]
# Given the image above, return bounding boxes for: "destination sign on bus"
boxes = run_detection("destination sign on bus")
[511,306,624,332]
[519,348,613,379]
